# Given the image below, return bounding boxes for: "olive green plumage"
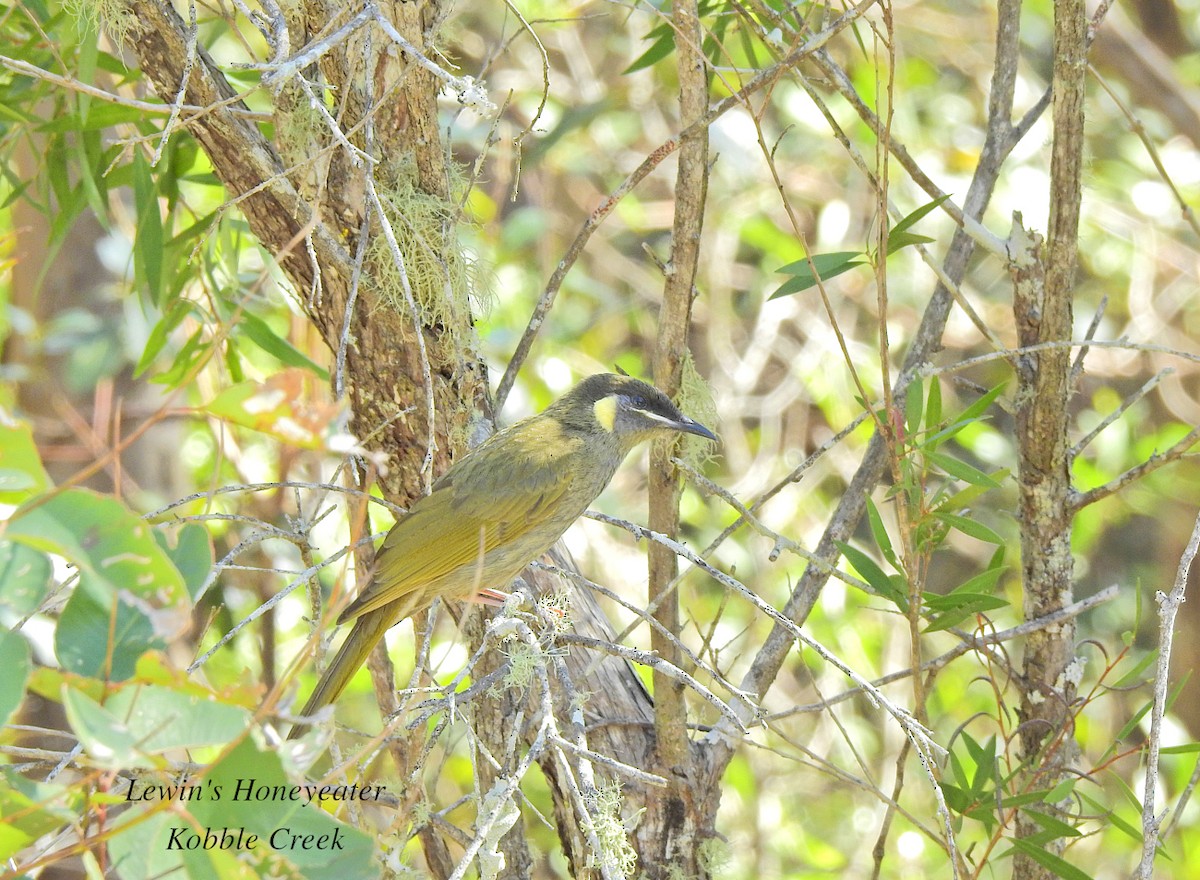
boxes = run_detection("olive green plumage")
[289,374,716,735]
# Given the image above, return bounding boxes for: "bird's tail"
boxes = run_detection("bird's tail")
[286,606,395,740]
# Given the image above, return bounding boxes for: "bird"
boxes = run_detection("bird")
[288,373,716,736]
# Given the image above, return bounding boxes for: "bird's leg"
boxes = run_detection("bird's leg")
[467,587,552,617]
[467,588,510,607]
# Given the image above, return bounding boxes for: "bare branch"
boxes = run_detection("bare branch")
[1070,369,1171,460]
[1136,511,1200,878]
[1072,425,1200,510]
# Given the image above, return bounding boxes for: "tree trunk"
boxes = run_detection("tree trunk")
[636,0,720,874]
[1010,0,1086,874]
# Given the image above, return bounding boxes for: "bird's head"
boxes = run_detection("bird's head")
[560,373,717,449]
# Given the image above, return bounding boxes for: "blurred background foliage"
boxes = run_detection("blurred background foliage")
[1,0,1200,877]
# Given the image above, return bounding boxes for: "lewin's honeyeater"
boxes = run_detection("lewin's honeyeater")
[289,373,716,735]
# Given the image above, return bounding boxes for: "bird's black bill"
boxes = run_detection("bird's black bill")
[673,416,717,442]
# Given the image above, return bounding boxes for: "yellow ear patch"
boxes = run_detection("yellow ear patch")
[593,395,617,432]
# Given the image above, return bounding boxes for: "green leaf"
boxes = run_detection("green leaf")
[1001,838,1094,880]
[924,594,1009,632]
[945,566,1008,598]
[6,489,190,680]
[951,734,999,801]
[75,23,99,124]
[0,419,53,503]
[941,782,972,814]
[1023,809,1082,839]
[56,579,161,679]
[1110,773,1144,814]
[95,48,139,78]
[905,377,923,436]
[0,542,52,616]
[893,194,952,234]
[771,252,866,298]
[47,137,75,230]
[923,590,1009,613]
[884,229,933,255]
[934,511,1005,544]
[104,810,260,880]
[921,414,991,449]
[926,376,942,435]
[36,102,155,133]
[918,381,1007,449]
[878,194,953,256]
[0,631,32,729]
[153,326,210,387]
[934,477,1008,514]
[1111,697,1154,752]
[238,311,329,379]
[924,449,1003,488]
[836,541,907,609]
[865,497,899,569]
[957,381,1008,424]
[132,151,165,306]
[135,298,193,377]
[1043,779,1077,803]
[923,568,1009,631]
[970,738,999,794]
[624,25,675,73]
[225,336,246,382]
[64,685,249,769]
[948,748,971,792]
[1077,791,1167,857]
[1009,828,1071,849]
[0,768,83,862]
[961,732,993,768]
[155,523,214,601]
[6,490,187,608]
[1111,648,1157,689]
[61,687,149,769]
[69,120,108,223]
[993,792,1054,814]
[0,99,40,126]
[1160,742,1200,755]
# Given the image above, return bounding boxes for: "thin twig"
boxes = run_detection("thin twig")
[923,337,1200,378]
[1070,369,1171,460]
[0,53,263,116]
[1070,295,1108,385]
[1072,424,1200,510]
[1136,511,1200,878]
[151,0,199,165]
[1090,64,1200,240]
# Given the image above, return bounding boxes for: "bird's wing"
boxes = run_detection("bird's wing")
[340,420,583,621]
